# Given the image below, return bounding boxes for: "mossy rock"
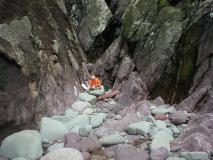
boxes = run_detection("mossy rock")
[158,7,185,23]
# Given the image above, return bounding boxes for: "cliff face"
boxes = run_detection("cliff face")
[0,0,86,138]
[66,0,213,105]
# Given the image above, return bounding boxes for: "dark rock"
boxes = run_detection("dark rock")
[169,111,188,125]
[150,147,169,160]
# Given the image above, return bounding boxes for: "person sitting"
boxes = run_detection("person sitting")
[88,75,103,90]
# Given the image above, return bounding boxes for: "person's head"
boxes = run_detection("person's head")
[91,75,96,79]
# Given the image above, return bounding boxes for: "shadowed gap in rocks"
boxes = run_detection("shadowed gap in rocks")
[0,53,35,142]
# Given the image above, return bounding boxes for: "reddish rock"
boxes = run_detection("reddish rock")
[115,144,149,160]
[80,137,101,152]
[98,90,120,100]
[82,152,92,160]
[181,133,212,152]
[154,114,168,121]
[0,156,8,160]
[135,100,151,116]
[150,147,169,160]
[177,86,208,112]
[64,133,101,153]
[64,132,81,150]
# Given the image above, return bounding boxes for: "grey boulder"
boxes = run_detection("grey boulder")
[40,148,83,160]
[0,130,43,160]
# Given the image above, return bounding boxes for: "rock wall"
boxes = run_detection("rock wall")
[0,0,86,138]
[65,0,213,105]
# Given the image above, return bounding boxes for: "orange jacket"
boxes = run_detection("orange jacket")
[88,78,101,89]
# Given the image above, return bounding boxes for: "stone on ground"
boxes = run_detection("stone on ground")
[40,148,83,160]
[167,157,186,160]
[83,108,94,115]
[0,130,43,160]
[79,126,92,137]
[115,144,149,160]
[155,120,167,129]
[80,137,101,152]
[51,115,72,124]
[64,108,79,118]
[47,143,64,152]
[82,152,91,160]
[151,147,169,160]
[88,89,105,96]
[40,117,69,142]
[180,152,208,160]
[169,111,188,125]
[12,158,27,160]
[100,134,126,146]
[126,121,151,136]
[151,131,174,151]
[154,114,168,120]
[78,93,97,105]
[65,114,89,130]
[72,101,92,112]
[90,113,107,128]
[151,107,175,115]
[64,133,81,150]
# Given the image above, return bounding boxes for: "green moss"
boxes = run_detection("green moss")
[158,7,185,23]
[159,0,167,8]
[122,6,135,38]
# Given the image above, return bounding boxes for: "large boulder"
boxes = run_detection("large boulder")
[135,100,151,116]
[180,152,209,160]
[64,133,101,152]
[40,117,69,142]
[64,133,81,150]
[65,115,90,130]
[88,90,105,96]
[40,148,83,160]
[47,143,64,153]
[72,101,92,112]
[151,147,169,160]
[151,131,174,152]
[0,130,43,160]
[151,107,175,115]
[169,111,188,125]
[90,113,107,128]
[64,109,79,118]
[100,134,126,146]
[80,137,101,153]
[51,115,72,124]
[115,144,149,160]
[12,158,26,160]
[126,121,151,136]
[78,0,112,51]
[78,93,97,105]
[118,72,148,106]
